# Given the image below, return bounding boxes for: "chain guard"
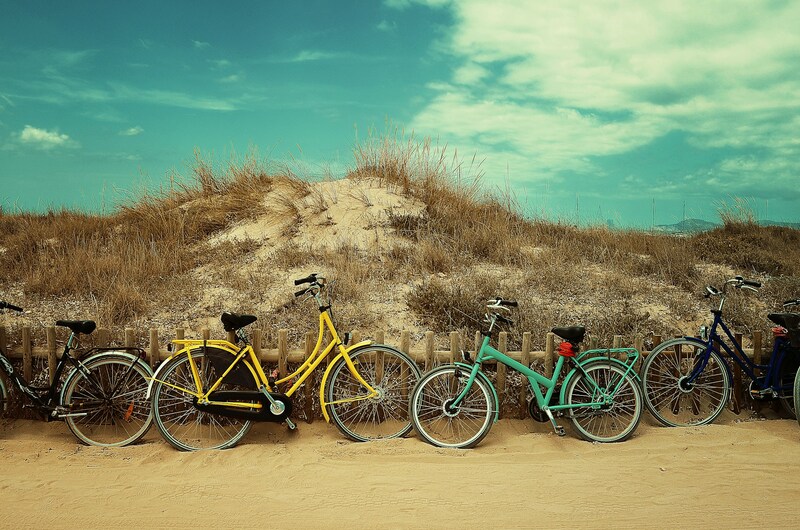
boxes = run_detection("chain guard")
[194,391,293,422]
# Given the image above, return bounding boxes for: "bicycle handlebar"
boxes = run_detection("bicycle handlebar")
[294,273,320,286]
[784,299,800,308]
[0,301,23,312]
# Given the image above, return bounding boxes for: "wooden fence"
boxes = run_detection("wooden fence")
[0,325,767,420]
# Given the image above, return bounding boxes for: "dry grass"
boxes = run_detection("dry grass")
[1,133,798,351]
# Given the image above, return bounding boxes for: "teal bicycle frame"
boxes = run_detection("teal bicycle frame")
[452,334,641,433]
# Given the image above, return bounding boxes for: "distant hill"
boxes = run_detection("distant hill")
[655,218,800,234]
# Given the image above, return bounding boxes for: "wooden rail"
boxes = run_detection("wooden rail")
[0,325,763,421]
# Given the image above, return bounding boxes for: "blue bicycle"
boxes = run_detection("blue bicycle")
[640,276,800,426]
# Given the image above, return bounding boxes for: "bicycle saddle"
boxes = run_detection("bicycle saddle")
[551,326,586,344]
[221,312,258,331]
[768,313,800,330]
[55,320,96,335]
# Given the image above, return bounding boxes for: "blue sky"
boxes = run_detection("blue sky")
[1,1,799,227]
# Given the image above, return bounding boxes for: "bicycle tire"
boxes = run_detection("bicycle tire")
[565,361,642,442]
[409,364,495,449]
[776,347,800,418]
[795,367,800,428]
[641,338,730,427]
[151,349,253,451]
[325,344,421,442]
[0,372,8,415]
[61,353,154,447]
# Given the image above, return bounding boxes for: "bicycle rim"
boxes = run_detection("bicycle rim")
[410,365,494,449]
[326,345,420,441]
[62,355,153,447]
[152,351,253,451]
[566,362,642,442]
[642,339,730,427]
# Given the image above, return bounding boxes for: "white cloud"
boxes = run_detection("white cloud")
[119,126,144,136]
[219,74,241,83]
[18,125,74,149]
[408,0,800,194]
[193,40,210,49]
[289,50,340,62]
[377,20,397,32]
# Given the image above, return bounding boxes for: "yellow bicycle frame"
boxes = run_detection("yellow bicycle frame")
[150,310,379,422]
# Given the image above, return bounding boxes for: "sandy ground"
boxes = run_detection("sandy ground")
[1,413,799,529]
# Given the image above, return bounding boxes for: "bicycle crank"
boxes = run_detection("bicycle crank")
[194,390,293,423]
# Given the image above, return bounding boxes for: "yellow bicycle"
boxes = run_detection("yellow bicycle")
[147,274,421,450]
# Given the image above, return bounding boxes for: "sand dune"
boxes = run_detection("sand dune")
[1,413,798,529]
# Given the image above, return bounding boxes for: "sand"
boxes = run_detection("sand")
[1,413,798,529]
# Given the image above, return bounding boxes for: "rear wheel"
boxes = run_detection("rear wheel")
[777,347,800,418]
[640,339,730,427]
[152,350,254,451]
[565,361,642,442]
[325,345,421,441]
[61,353,153,447]
[409,365,495,449]
[795,367,800,428]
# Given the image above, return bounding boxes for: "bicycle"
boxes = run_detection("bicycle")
[409,299,643,448]
[0,301,154,446]
[640,276,800,427]
[147,273,421,451]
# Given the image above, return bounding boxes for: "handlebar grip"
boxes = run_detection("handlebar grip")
[784,299,800,307]
[0,302,23,312]
[500,300,518,307]
[294,273,318,286]
[742,279,761,288]
[294,288,308,297]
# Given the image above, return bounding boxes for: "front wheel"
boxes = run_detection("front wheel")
[795,365,800,428]
[325,345,421,442]
[640,338,731,427]
[777,347,800,418]
[151,350,253,451]
[409,365,496,449]
[565,361,642,442]
[61,353,154,447]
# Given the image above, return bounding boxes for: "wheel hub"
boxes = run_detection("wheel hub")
[442,398,459,417]
[677,376,695,393]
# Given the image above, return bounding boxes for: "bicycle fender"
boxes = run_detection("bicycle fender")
[319,340,373,423]
[453,362,500,423]
[62,351,154,404]
[558,357,640,405]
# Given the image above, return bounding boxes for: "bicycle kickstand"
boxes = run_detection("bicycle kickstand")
[285,417,296,430]
[545,409,566,437]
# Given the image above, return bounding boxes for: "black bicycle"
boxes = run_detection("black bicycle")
[0,301,154,446]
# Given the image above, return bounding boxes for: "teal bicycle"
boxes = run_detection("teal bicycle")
[409,299,643,448]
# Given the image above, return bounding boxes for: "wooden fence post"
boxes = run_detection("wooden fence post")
[753,331,763,365]
[124,328,135,348]
[46,326,57,384]
[252,329,262,362]
[544,332,555,378]
[96,328,110,348]
[449,332,459,363]
[22,326,32,382]
[613,335,622,349]
[148,329,159,368]
[278,329,288,378]
[731,333,743,413]
[519,332,531,418]
[497,332,508,406]
[400,331,410,399]
[201,328,210,341]
[424,331,434,370]
[304,331,315,423]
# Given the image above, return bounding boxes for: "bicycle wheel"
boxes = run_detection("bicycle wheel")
[409,365,495,449]
[641,338,730,427]
[325,345,421,442]
[565,361,642,442]
[60,353,153,447]
[795,367,800,428]
[151,350,253,451]
[777,347,800,418]
[0,372,8,415]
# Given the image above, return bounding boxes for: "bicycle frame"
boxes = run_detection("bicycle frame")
[0,334,145,414]
[148,308,379,423]
[453,334,640,417]
[688,310,793,391]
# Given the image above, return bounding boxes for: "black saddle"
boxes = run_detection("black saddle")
[221,312,258,332]
[56,320,96,335]
[768,313,800,330]
[552,326,586,344]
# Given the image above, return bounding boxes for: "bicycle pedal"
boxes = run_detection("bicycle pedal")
[554,426,566,437]
[285,418,297,430]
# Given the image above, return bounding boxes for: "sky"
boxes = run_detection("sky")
[1,0,799,227]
